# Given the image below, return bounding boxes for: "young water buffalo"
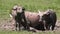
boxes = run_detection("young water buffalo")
[40,9,57,30]
[10,5,29,31]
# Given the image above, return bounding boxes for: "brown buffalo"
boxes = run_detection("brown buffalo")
[24,11,45,31]
[25,11,40,27]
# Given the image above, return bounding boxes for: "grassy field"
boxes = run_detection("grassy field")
[0,0,60,34]
[0,0,60,19]
[0,30,60,34]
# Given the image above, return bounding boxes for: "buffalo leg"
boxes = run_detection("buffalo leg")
[18,23,21,31]
[21,21,30,30]
[22,14,30,30]
[46,24,50,30]
[52,23,55,30]
[15,22,18,31]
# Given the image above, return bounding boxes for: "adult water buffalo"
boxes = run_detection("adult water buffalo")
[10,5,29,31]
[39,9,57,30]
[24,11,45,31]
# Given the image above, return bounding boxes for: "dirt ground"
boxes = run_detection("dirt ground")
[0,19,60,31]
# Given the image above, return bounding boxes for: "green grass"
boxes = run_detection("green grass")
[0,0,60,34]
[0,0,60,19]
[0,30,60,34]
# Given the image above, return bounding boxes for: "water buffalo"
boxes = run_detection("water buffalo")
[25,11,40,27]
[24,11,45,31]
[39,9,57,30]
[10,5,29,31]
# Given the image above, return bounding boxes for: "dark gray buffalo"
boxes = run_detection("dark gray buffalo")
[10,5,29,31]
[40,9,57,30]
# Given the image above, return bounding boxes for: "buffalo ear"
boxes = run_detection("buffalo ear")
[22,7,25,11]
[46,13,50,16]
